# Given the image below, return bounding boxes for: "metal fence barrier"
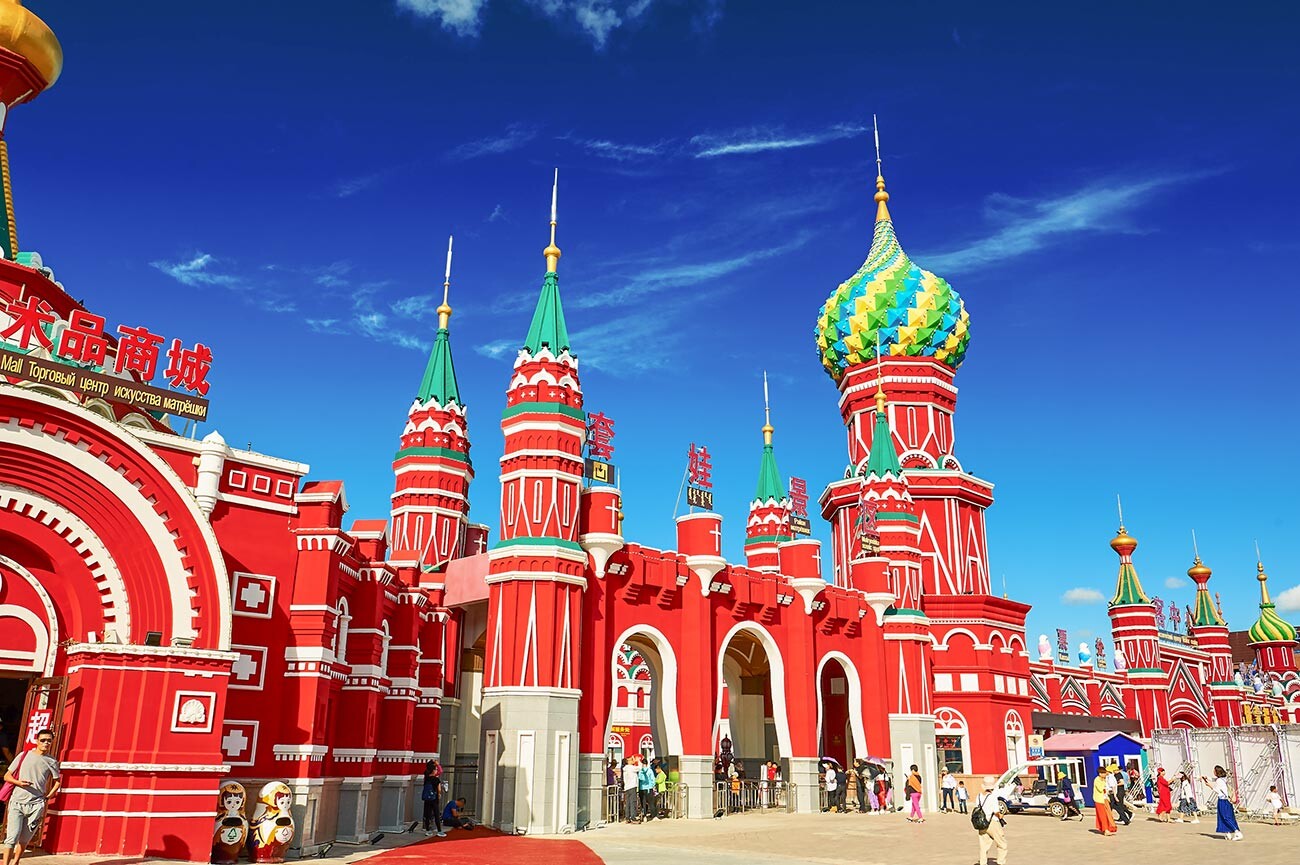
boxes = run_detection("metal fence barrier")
[712,779,793,815]
[600,783,689,822]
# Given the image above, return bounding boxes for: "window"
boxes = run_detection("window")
[906,407,918,448]
[532,481,543,521]
[562,484,572,527]
[934,673,953,692]
[937,735,964,773]
[960,673,979,691]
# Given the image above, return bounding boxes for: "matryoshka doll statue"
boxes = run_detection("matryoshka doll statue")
[250,781,296,862]
[211,782,248,864]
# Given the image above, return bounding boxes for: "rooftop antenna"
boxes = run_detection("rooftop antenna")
[762,371,774,445]
[1191,528,1200,560]
[1116,494,1125,531]
[544,168,561,272]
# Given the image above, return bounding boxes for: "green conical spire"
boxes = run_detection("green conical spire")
[865,388,901,477]
[1108,526,1150,606]
[754,442,784,502]
[523,270,571,354]
[416,236,462,405]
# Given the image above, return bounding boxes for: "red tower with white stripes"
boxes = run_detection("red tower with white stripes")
[480,175,586,833]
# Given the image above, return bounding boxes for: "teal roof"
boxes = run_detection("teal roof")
[416,327,460,405]
[523,270,571,354]
[754,443,784,502]
[865,407,901,477]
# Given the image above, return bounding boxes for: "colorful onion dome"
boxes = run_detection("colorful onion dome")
[815,175,970,382]
[1249,561,1298,644]
[0,1,62,89]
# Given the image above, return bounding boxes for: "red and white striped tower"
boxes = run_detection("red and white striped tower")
[390,236,473,576]
[1106,519,1170,734]
[1186,552,1238,726]
[1247,558,1298,714]
[744,372,792,572]
[481,172,586,834]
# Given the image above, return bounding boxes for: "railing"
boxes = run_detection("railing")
[712,779,793,815]
[601,783,690,822]
[442,761,479,817]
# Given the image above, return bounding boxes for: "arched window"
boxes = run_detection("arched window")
[333,597,352,666]
[639,734,656,759]
[934,707,970,775]
[1004,710,1027,768]
[379,621,392,679]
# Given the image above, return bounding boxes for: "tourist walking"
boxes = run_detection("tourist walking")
[2,729,60,865]
[974,776,1007,865]
[1175,771,1199,823]
[905,764,924,822]
[1110,764,1133,826]
[823,761,838,812]
[1266,785,1282,825]
[420,759,447,837]
[1057,771,1081,820]
[622,757,641,822]
[654,759,668,816]
[1201,765,1242,841]
[877,771,893,812]
[941,770,957,812]
[638,756,656,820]
[854,759,869,813]
[834,762,849,814]
[1093,767,1117,835]
[1154,767,1172,822]
[957,780,969,814]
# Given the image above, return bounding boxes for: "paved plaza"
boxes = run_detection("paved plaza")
[575,809,1298,865]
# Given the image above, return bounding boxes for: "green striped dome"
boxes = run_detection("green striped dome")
[1249,562,1298,643]
[815,192,970,382]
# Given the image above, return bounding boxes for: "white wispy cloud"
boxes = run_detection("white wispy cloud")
[566,135,672,161]
[487,203,505,222]
[1164,576,1185,590]
[151,253,297,313]
[1276,584,1300,613]
[398,0,673,47]
[447,123,538,161]
[333,171,388,198]
[396,0,487,36]
[1062,587,1106,606]
[690,123,866,158]
[922,171,1212,273]
[570,230,813,310]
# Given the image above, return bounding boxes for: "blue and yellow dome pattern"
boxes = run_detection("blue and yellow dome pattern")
[815,184,970,382]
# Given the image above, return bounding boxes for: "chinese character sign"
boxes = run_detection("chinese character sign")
[1152,597,1166,630]
[688,443,713,488]
[856,487,880,554]
[1056,628,1069,664]
[1168,604,1181,634]
[586,412,616,460]
[788,477,808,518]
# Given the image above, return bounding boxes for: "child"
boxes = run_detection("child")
[1266,785,1283,825]
[1175,771,1199,824]
[957,780,969,814]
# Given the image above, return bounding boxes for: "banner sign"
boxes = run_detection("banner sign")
[788,477,810,535]
[1056,628,1069,664]
[856,485,880,554]
[686,443,714,510]
[583,412,616,483]
[0,346,209,421]
[584,458,613,485]
[1152,597,1167,630]
[1028,734,1044,759]
[1,298,212,420]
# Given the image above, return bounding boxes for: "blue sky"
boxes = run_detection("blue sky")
[19,1,1300,647]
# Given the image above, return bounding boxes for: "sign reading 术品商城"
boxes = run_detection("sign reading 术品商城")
[0,300,212,421]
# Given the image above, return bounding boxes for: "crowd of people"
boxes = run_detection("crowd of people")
[609,754,674,823]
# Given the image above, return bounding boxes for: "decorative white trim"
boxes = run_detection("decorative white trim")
[216,491,297,515]
[49,809,218,818]
[171,690,216,733]
[273,744,328,762]
[60,761,231,773]
[482,686,582,699]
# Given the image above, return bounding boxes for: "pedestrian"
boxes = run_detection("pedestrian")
[1,728,60,865]
[877,772,892,813]
[905,764,924,823]
[1154,767,1172,822]
[1175,771,1199,823]
[654,759,668,816]
[941,770,957,813]
[1110,764,1132,826]
[420,759,447,837]
[1057,771,1080,821]
[621,757,640,823]
[1093,767,1117,836]
[1201,765,1242,841]
[974,775,1007,865]
[1266,785,1282,826]
[638,755,656,820]
[823,761,837,812]
[957,780,969,814]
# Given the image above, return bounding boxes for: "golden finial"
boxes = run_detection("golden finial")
[1256,541,1273,605]
[873,114,891,223]
[437,234,453,330]
[543,168,561,272]
[762,370,774,445]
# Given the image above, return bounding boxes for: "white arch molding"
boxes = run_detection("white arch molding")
[0,388,233,647]
[714,621,793,760]
[814,651,868,758]
[934,706,971,775]
[606,624,685,757]
[0,556,57,675]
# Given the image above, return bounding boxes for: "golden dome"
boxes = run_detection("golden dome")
[0,1,62,90]
[1109,528,1137,553]
[1187,557,1211,581]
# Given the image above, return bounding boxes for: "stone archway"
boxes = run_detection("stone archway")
[816,651,866,766]
[715,622,792,765]
[603,624,685,762]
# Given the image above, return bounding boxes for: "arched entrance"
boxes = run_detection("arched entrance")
[715,623,791,769]
[602,625,684,764]
[816,652,866,766]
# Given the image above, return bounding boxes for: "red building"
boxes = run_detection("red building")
[0,5,1295,856]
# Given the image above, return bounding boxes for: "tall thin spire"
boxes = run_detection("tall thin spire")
[1249,544,1297,644]
[1108,512,1148,606]
[544,167,561,273]
[754,371,783,502]
[872,114,891,223]
[1116,494,1126,532]
[1187,534,1222,627]
[416,234,461,405]
[874,330,886,414]
[762,370,773,445]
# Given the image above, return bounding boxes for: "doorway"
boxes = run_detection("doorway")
[0,675,30,760]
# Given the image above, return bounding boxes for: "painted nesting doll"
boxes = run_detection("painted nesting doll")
[211,782,248,864]
[249,781,296,862]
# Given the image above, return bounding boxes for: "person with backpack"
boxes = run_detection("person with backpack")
[637,756,656,821]
[905,764,925,823]
[834,762,849,814]
[420,759,447,837]
[973,776,1007,865]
